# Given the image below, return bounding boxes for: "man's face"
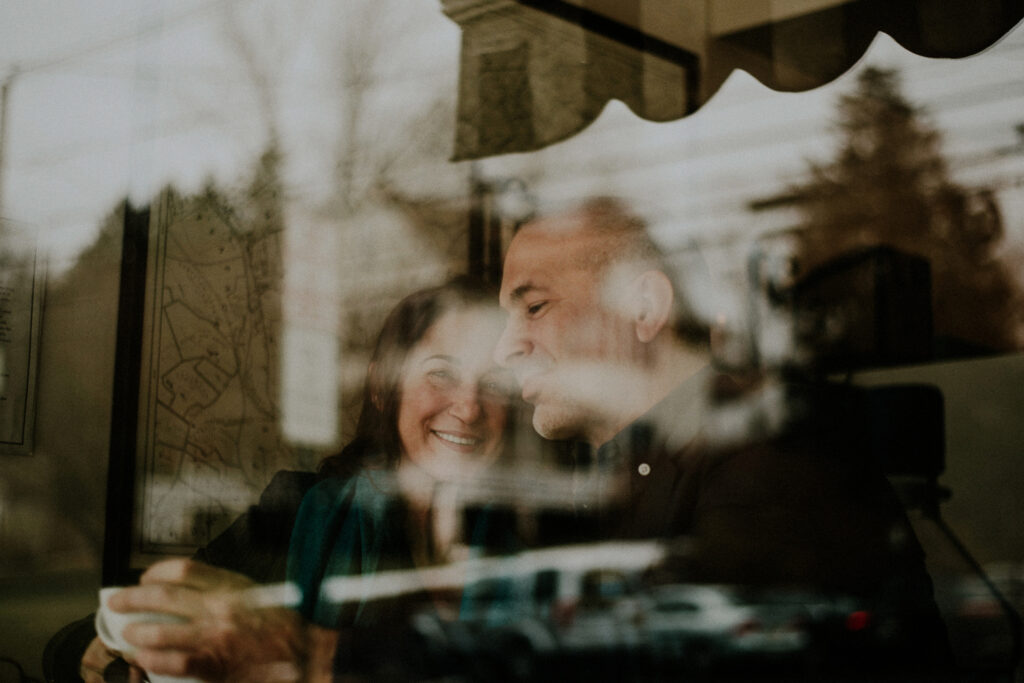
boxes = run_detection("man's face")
[494,219,640,444]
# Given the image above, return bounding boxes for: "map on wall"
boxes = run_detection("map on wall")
[134,182,299,556]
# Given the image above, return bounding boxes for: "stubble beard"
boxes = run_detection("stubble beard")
[529,393,591,442]
[524,360,632,444]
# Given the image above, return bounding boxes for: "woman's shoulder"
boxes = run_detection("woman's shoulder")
[289,465,401,566]
[300,464,398,517]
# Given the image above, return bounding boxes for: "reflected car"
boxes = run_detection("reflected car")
[410,566,650,680]
[400,543,940,681]
[405,541,664,681]
[640,584,810,671]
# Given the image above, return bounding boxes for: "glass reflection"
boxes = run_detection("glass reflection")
[0,1,1021,681]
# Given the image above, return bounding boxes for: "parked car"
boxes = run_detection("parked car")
[406,541,662,681]
[402,541,956,681]
[640,584,810,672]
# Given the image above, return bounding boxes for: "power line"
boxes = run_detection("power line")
[5,0,244,78]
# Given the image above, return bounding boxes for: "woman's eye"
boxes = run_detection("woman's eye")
[428,369,456,383]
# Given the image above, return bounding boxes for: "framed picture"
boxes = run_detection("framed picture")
[0,227,45,456]
[104,184,313,581]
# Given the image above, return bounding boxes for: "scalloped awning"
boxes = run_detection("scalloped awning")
[442,0,1024,160]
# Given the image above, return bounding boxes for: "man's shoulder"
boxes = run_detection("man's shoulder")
[608,366,712,457]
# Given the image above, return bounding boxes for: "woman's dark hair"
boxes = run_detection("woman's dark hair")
[317,276,499,480]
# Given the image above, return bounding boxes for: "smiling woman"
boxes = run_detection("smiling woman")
[319,276,513,482]
[78,277,523,682]
[283,276,522,676]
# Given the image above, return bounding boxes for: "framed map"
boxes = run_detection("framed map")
[130,186,305,563]
[109,165,482,574]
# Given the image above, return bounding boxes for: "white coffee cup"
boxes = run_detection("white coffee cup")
[95,586,200,683]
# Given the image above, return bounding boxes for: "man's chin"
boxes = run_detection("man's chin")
[530,405,584,442]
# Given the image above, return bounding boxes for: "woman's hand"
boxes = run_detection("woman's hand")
[107,559,336,682]
[79,636,118,682]
[80,637,148,683]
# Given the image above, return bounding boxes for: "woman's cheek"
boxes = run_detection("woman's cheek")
[484,406,508,456]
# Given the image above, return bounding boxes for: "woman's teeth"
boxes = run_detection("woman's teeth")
[434,431,479,446]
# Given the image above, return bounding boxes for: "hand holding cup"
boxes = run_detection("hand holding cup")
[98,559,324,683]
[95,586,198,683]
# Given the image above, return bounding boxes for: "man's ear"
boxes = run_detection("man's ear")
[632,270,674,343]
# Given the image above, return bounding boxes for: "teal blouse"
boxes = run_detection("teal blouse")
[286,467,519,630]
[286,468,410,628]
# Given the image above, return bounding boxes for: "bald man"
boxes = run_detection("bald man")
[494,197,951,673]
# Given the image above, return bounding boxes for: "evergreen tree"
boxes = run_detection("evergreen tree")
[790,67,1021,352]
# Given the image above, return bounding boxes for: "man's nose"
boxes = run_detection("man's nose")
[448,384,483,423]
[493,318,529,368]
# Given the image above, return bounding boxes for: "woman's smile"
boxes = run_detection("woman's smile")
[431,429,482,449]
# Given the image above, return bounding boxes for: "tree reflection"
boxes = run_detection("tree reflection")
[787,67,1023,355]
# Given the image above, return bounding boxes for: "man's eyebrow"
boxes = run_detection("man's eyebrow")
[508,282,542,303]
[422,354,456,364]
